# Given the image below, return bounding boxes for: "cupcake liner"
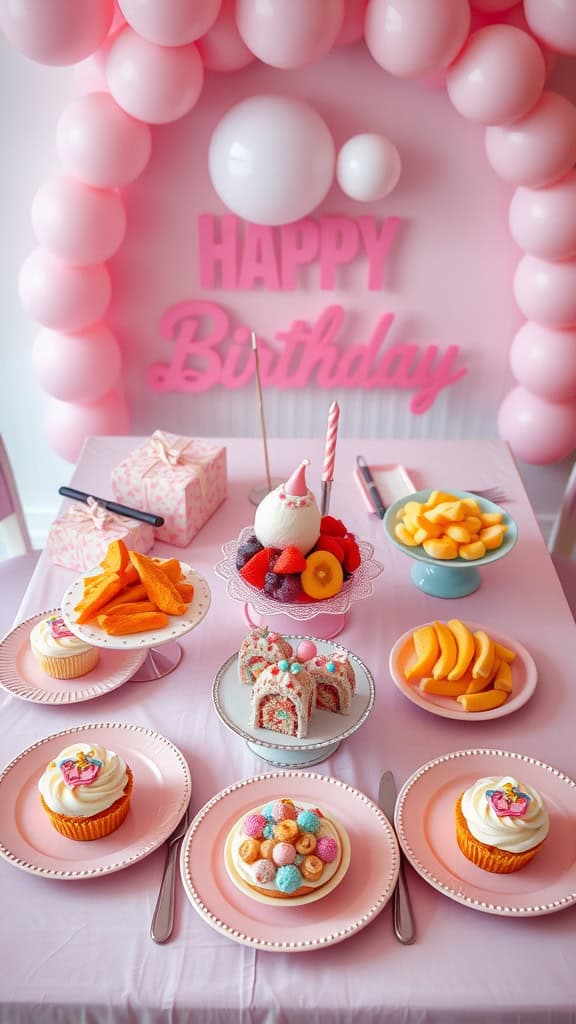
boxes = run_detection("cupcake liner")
[455,794,542,874]
[41,767,133,842]
[37,647,100,680]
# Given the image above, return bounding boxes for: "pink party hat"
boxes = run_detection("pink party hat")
[284,459,310,496]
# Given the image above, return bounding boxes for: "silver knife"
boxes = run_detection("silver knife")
[150,802,190,944]
[379,771,416,945]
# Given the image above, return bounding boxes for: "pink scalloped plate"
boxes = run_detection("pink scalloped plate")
[388,621,537,721]
[0,723,191,879]
[214,528,383,623]
[180,771,399,951]
[0,610,147,704]
[395,749,576,917]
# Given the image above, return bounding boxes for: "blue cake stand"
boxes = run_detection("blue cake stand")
[383,489,517,598]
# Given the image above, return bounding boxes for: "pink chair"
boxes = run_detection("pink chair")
[549,461,576,620]
[0,437,41,637]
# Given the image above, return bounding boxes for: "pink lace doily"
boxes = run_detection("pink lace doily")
[214,526,384,622]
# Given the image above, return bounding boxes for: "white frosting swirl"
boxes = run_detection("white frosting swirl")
[30,618,93,659]
[461,775,549,853]
[38,742,129,818]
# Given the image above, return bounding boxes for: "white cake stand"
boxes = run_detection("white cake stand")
[212,636,375,767]
[60,563,211,682]
[214,529,384,640]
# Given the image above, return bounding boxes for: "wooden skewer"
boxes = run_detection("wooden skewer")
[251,331,272,493]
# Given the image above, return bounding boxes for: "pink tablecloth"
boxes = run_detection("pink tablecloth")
[1,437,575,1023]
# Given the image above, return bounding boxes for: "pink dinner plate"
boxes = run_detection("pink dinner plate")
[388,621,537,721]
[395,749,576,917]
[180,771,399,952]
[61,563,211,650]
[0,722,191,879]
[0,609,147,704]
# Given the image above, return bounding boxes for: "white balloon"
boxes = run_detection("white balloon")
[208,95,335,225]
[337,133,401,201]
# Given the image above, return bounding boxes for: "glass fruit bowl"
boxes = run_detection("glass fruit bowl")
[214,527,384,639]
[383,489,517,598]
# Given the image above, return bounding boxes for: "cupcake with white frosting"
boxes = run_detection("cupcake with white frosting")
[30,614,99,679]
[38,741,133,841]
[455,775,549,873]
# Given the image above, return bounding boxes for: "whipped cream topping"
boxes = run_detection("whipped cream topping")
[461,775,549,853]
[30,617,93,659]
[38,742,129,818]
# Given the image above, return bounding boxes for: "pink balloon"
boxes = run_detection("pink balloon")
[195,0,255,71]
[446,25,545,125]
[236,0,345,69]
[509,322,576,401]
[470,0,519,10]
[365,0,470,78]
[524,0,576,57]
[31,324,123,403]
[0,0,114,65]
[502,5,557,80]
[498,386,576,464]
[57,93,152,188]
[335,0,369,47]
[118,0,221,46]
[44,389,130,463]
[513,255,576,327]
[106,27,204,125]
[509,172,576,260]
[485,91,576,187]
[31,176,126,265]
[19,248,111,332]
[209,95,335,225]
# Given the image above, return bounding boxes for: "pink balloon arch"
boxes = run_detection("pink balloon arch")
[1,0,576,464]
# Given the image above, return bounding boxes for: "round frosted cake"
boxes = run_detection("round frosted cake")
[38,741,133,841]
[225,797,349,902]
[455,775,549,873]
[30,614,99,679]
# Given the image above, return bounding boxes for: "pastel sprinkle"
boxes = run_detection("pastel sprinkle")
[296,810,321,834]
[243,813,267,838]
[316,836,339,863]
[276,864,302,894]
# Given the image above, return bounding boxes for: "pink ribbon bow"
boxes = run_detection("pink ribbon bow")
[68,496,116,531]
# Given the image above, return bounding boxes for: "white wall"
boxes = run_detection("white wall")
[0,30,573,548]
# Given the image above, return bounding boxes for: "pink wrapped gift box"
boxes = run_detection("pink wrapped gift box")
[110,431,227,547]
[47,498,154,572]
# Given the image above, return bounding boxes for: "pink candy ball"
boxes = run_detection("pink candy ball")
[243,813,267,838]
[252,859,276,884]
[271,800,297,822]
[316,836,339,863]
[296,640,317,662]
[272,842,297,867]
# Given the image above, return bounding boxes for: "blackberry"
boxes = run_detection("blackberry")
[263,571,304,604]
[235,534,264,570]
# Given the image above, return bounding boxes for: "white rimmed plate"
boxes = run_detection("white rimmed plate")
[0,722,190,879]
[388,621,537,721]
[180,771,399,952]
[395,748,576,917]
[0,609,147,704]
[212,636,375,762]
[61,563,211,649]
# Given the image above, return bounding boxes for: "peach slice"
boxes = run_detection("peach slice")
[301,550,344,599]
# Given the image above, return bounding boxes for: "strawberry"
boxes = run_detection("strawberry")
[272,546,307,574]
[340,534,361,572]
[313,534,345,563]
[320,515,347,538]
[239,547,280,588]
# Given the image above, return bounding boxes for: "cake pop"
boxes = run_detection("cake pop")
[254,460,321,556]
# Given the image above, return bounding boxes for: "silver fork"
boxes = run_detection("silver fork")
[466,487,507,504]
[150,801,191,943]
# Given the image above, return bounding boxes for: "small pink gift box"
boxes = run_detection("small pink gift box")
[47,498,154,572]
[110,431,227,547]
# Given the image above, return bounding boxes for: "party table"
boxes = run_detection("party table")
[1,436,575,1024]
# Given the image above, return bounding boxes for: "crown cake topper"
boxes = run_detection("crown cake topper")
[486,782,531,818]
